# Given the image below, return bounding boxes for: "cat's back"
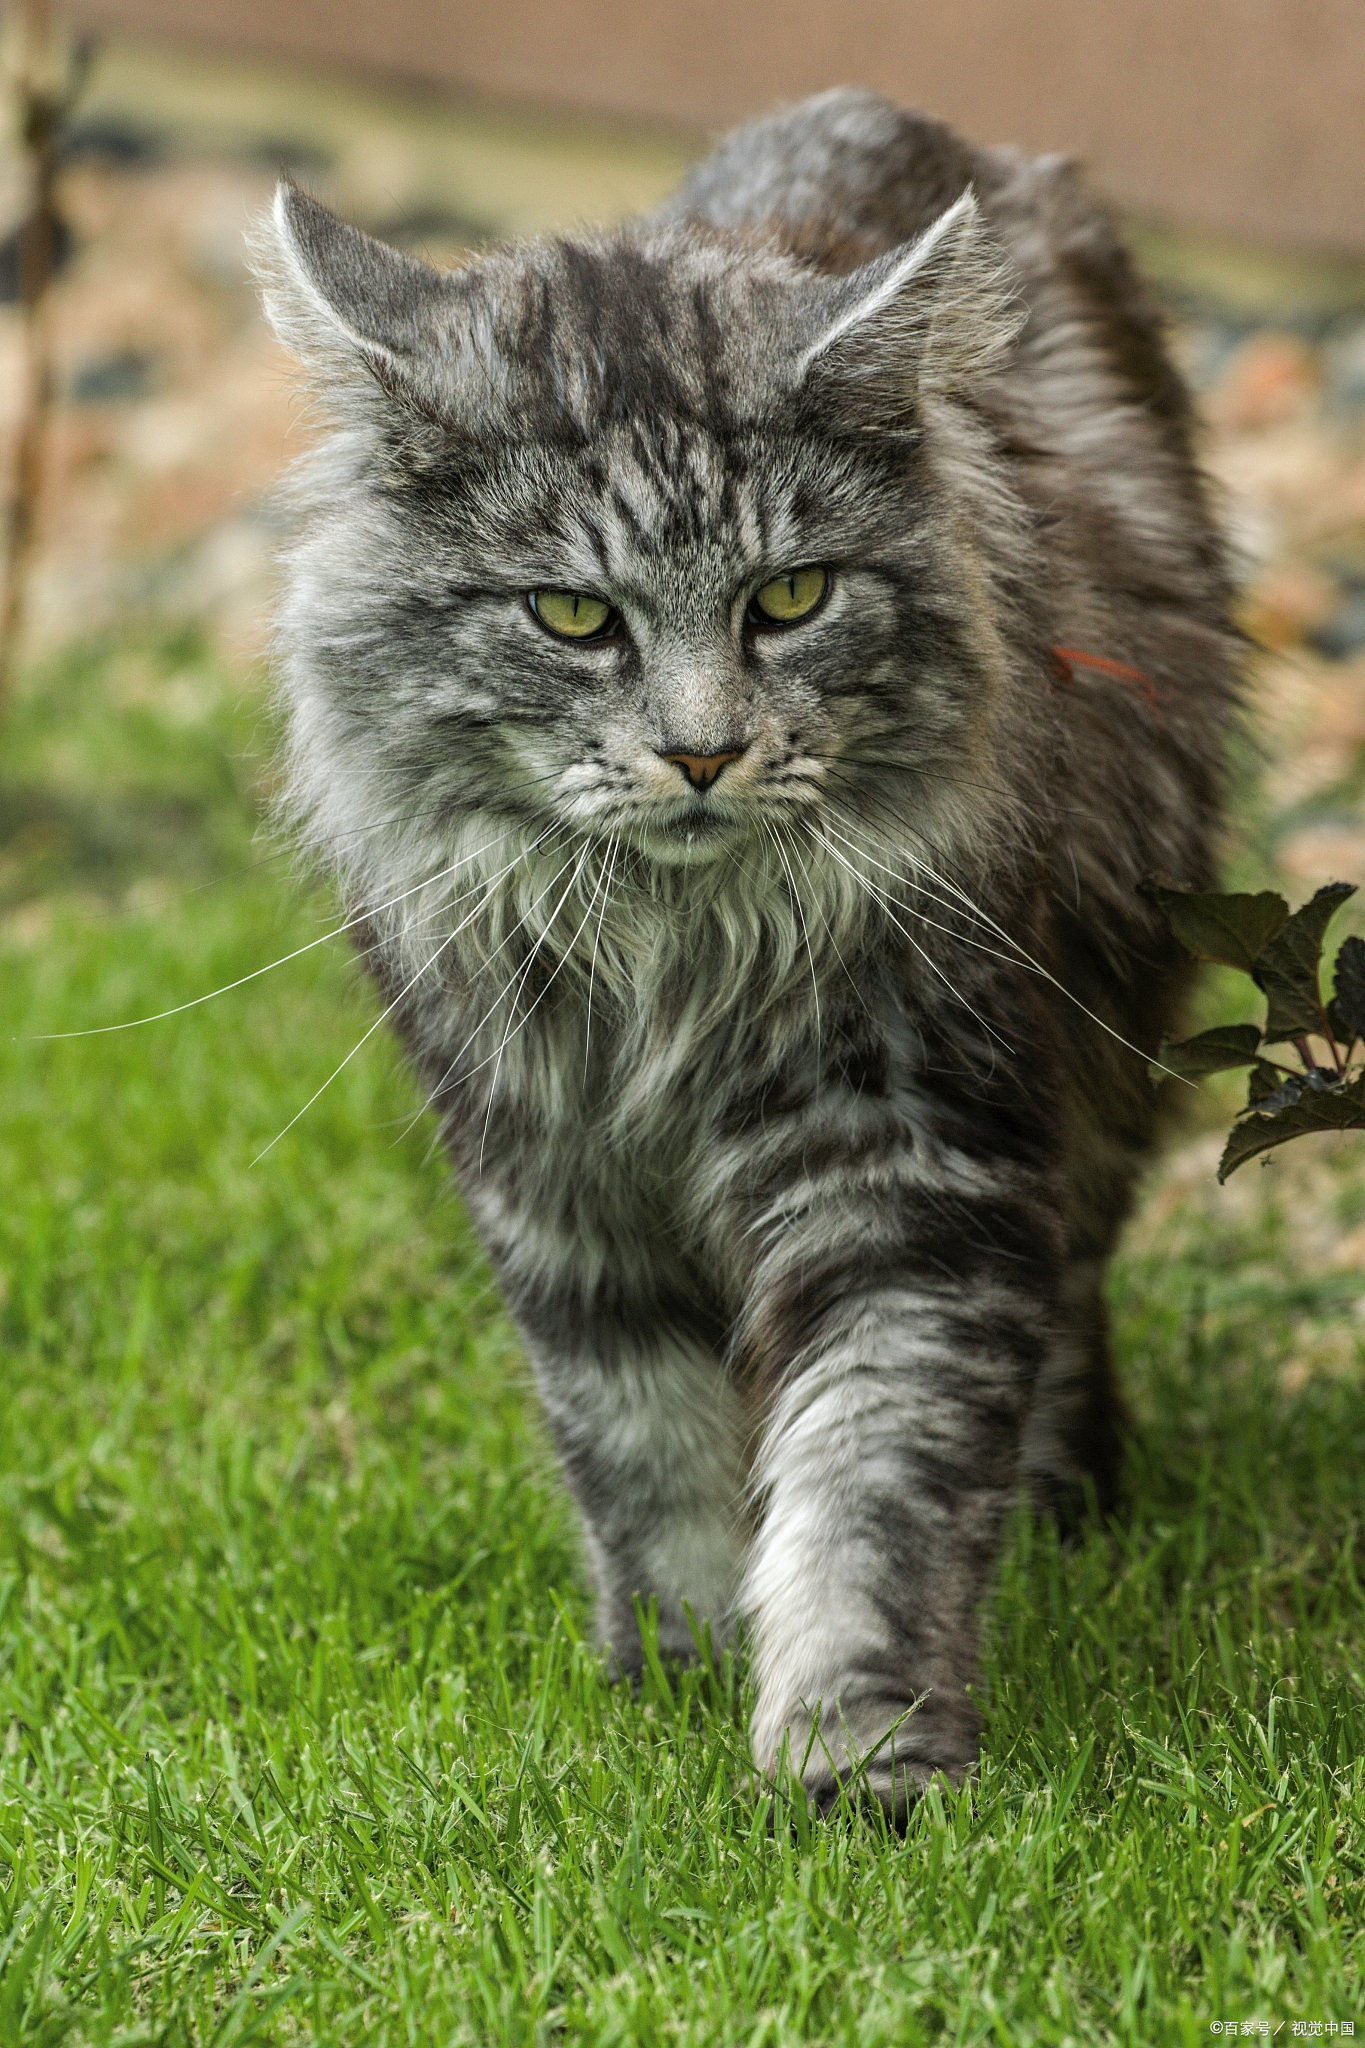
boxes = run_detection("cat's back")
[662,88,986,269]
[665,87,1198,466]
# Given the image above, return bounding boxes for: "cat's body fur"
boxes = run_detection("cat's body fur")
[259,88,1236,1816]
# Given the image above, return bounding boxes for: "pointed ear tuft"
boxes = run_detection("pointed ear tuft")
[252,183,460,412]
[797,191,1022,428]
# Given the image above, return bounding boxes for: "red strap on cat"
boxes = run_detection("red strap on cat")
[1049,646,1163,714]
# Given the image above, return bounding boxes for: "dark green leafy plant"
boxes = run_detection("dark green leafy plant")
[1143,879,1365,1181]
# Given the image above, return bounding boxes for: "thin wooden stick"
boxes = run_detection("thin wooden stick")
[0,0,67,707]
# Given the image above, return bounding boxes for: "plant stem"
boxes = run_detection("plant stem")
[1322,1017,1347,1076]
[1302,1022,1347,1079]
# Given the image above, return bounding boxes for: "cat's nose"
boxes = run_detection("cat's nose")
[660,747,746,790]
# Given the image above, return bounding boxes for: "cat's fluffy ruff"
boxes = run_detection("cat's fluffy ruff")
[257,88,1236,1820]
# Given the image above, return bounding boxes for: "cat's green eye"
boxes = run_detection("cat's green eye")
[751,566,829,625]
[530,590,613,640]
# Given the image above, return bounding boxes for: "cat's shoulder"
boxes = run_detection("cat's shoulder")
[664,88,1189,440]
[662,87,1025,270]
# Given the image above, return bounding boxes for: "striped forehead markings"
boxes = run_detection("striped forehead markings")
[592,441,778,567]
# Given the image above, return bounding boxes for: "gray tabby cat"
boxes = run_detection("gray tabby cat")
[257,87,1235,1819]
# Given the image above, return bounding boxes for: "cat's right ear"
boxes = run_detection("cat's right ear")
[793,192,1022,431]
[254,183,463,426]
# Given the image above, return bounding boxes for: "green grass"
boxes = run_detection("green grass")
[2,636,1364,2045]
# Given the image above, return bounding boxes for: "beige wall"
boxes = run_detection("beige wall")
[70,0,1365,253]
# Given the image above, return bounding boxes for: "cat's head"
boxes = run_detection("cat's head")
[257,183,1026,885]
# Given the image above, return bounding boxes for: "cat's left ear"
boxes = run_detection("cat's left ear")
[254,182,465,426]
[795,192,1022,428]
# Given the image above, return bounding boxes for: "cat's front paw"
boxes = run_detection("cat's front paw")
[760,1689,979,1827]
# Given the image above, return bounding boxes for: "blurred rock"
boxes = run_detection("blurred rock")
[1308,661,1365,745]
[1242,558,1339,648]
[1323,321,1365,414]
[1311,586,1365,660]
[1277,824,1365,886]
[68,347,156,403]
[63,115,167,169]
[371,202,495,256]
[1202,333,1321,433]
[237,133,333,179]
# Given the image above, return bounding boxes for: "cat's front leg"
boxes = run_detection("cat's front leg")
[461,1174,748,1675]
[736,1150,1062,1819]
[533,1332,748,1673]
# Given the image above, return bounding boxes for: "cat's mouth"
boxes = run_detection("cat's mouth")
[628,799,747,865]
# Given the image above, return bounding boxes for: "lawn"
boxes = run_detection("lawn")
[2,633,1363,2045]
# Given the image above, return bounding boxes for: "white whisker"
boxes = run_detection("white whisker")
[584,833,620,1080]
[30,824,528,1042]
[476,838,613,1167]
[776,816,874,1020]
[822,817,1187,1084]
[809,826,1015,1057]
[251,923,463,1167]
[397,837,583,1137]
[820,817,1029,960]
[768,821,820,1045]
[262,827,560,1162]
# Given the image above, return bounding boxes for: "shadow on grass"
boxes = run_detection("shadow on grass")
[0,626,272,915]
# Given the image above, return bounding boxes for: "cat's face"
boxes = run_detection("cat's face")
[370,405,925,870]
[260,187,1022,875]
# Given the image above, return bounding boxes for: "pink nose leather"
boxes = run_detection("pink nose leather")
[663,748,745,790]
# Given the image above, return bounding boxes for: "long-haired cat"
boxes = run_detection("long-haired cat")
[256,88,1235,1818]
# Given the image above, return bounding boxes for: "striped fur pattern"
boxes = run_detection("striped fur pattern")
[258,89,1236,1818]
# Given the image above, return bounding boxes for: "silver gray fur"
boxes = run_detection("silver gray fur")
[256,88,1236,1819]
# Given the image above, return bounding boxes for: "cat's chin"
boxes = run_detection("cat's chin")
[626,815,744,868]
[639,839,733,869]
